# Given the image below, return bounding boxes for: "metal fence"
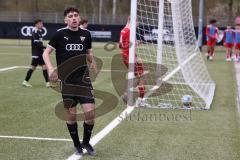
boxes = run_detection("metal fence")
[0,11,237,27]
[0,11,128,25]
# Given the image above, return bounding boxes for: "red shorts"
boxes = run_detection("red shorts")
[235,43,240,50]
[122,54,144,77]
[207,39,217,46]
[224,43,234,48]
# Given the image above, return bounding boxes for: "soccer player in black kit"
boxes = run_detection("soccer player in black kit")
[22,19,50,87]
[43,7,98,156]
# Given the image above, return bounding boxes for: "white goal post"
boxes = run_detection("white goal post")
[129,0,215,109]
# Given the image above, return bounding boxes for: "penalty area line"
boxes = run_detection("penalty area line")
[0,135,72,142]
[66,106,135,160]
[0,66,19,72]
[0,66,127,73]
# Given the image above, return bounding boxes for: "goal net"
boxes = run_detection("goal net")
[129,0,215,109]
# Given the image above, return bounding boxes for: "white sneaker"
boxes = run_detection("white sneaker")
[136,98,145,107]
[226,58,231,61]
[209,56,213,61]
[136,98,150,107]
[22,80,32,87]
[46,82,51,88]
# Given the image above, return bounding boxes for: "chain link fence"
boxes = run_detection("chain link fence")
[0,11,128,25]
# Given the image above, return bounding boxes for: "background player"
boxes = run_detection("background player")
[119,16,146,107]
[43,7,98,155]
[235,19,240,62]
[206,19,219,61]
[22,19,49,87]
[80,18,89,29]
[223,26,235,61]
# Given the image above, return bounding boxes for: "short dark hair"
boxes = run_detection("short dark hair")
[80,18,88,25]
[64,6,79,17]
[209,19,217,24]
[34,19,42,25]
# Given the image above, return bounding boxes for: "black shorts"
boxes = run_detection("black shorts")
[31,56,45,66]
[61,77,95,108]
[62,94,95,108]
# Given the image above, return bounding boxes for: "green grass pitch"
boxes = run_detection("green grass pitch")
[0,40,240,160]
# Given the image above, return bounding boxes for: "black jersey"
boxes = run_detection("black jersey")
[31,28,45,57]
[48,27,92,84]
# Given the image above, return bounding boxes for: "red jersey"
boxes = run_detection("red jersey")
[223,28,234,44]
[119,27,130,57]
[206,25,218,40]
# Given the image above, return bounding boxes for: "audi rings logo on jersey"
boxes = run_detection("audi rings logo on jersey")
[21,26,47,37]
[66,44,84,51]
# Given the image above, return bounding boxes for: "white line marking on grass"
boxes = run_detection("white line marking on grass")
[18,66,30,69]
[17,66,125,73]
[66,106,135,160]
[100,69,126,73]
[0,66,19,72]
[234,62,240,115]
[0,65,126,73]
[96,56,113,59]
[0,135,71,142]
[0,45,30,48]
[0,66,39,73]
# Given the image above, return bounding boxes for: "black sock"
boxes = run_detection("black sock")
[42,69,49,82]
[66,122,81,148]
[25,69,34,81]
[83,122,94,145]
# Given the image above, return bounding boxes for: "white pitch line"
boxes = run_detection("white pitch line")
[0,66,42,73]
[0,135,71,142]
[100,69,126,73]
[17,66,30,69]
[66,106,135,160]
[0,66,19,72]
[0,65,126,75]
[16,66,125,73]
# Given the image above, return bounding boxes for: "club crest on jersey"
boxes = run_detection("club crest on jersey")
[80,36,86,42]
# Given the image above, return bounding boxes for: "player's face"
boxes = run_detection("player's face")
[36,22,43,29]
[83,23,88,29]
[65,12,80,29]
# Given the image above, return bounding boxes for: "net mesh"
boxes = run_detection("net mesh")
[135,0,215,109]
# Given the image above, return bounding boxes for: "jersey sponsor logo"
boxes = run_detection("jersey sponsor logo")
[65,44,84,51]
[21,26,47,37]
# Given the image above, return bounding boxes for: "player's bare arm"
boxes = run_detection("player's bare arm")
[87,49,99,75]
[42,46,58,82]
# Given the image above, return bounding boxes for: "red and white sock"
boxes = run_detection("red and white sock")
[138,85,145,99]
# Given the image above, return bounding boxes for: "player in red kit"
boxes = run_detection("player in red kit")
[235,19,240,62]
[223,26,235,61]
[206,19,219,61]
[119,16,146,107]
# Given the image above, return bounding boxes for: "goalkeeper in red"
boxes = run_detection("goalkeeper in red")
[118,16,146,107]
